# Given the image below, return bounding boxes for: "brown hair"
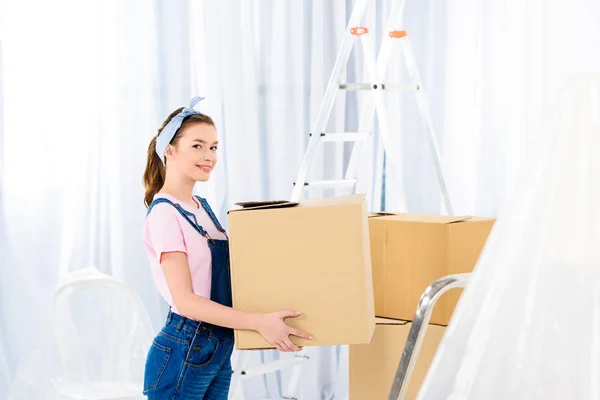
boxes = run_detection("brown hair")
[143,108,215,207]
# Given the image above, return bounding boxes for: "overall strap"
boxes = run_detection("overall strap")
[195,196,228,237]
[146,197,212,240]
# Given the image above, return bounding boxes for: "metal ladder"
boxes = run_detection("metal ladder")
[230,0,455,397]
[290,0,453,216]
[388,273,470,400]
[229,350,309,400]
[283,0,454,397]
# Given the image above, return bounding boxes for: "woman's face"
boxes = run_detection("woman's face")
[166,123,218,182]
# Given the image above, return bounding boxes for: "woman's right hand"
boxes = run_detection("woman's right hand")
[255,310,313,352]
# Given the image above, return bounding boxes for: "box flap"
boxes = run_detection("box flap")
[375,213,471,224]
[229,200,299,212]
[368,212,397,218]
[375,317,409,326]
[230,194,366,213]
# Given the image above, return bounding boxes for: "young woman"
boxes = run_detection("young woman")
[141,97,312,399]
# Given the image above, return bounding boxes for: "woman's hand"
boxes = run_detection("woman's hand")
[256,310,313,352]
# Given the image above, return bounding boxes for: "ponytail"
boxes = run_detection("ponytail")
[143,135,166,208]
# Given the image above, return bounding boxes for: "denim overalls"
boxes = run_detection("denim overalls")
[143,196,234,400]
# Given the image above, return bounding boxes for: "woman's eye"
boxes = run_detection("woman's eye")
[210,146,218,151]
[193,145,202,149]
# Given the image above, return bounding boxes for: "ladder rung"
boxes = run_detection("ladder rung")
[339,83,373,90]
[383,83,419,91]
[339,83,419,91]
[239,356,308,377]
[316,132,371,142]
[297,179,358,189]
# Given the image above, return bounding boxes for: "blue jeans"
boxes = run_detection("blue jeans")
[143,310,234,399]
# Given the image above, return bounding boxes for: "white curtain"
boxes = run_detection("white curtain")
[0,2,163,398]
[440,0,600,218]
[1,0,600,399]
[0,12,11,393]
[416,0,600,398]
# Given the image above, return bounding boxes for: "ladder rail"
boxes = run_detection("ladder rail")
[400,38,454,215]
[345,0,408,181]
[291,0,372,202]
[282,351,310,399]
[359,33,408,211]
[229,350,310,399]
[387,273,471,400]
[229,350,249,399]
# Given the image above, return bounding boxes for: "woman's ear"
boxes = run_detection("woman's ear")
[165,144,175,162]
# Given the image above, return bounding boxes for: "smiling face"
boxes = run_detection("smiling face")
[165,122,219,182]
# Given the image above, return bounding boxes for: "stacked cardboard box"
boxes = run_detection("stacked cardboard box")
[348,213,495,399]
[368,213,495,325]
[227,194,494,398]
[349,318,445,400]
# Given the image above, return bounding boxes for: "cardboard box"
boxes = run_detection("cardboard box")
[349,317,445,400]
[369,214,494,325]
[228,194,375,350]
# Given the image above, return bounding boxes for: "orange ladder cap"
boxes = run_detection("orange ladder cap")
[350,26,369,36]
[389,30,407,38]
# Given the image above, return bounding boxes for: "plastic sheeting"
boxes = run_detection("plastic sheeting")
[417,74,600,399]
[8,267,154,400]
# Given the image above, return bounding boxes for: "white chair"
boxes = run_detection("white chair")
[48,266,154,400]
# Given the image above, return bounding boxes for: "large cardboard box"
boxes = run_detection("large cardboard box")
[369,214,494,325]
[349,317,445,400]
[228,194,375,350]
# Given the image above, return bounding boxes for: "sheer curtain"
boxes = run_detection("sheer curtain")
[0,0,377,398]
[417,0,600,398]
[2,0,600,399]
[0,2,164,398]
[0,12,11,394]
[440,0,600,219]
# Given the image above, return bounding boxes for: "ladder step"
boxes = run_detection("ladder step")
[315,132,371,142]
[339,83,419,91]
[383,83,420,91]
[239,356,308,377]
[295,179,358,189]
[339,83,373,90]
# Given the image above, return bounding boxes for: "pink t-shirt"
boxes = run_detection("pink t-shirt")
[142,193,227,314]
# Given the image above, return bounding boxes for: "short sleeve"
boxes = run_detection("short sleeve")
[143,204,187,260]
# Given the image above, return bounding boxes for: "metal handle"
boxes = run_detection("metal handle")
[388,273,471,400]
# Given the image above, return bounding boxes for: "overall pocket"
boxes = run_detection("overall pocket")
[143,339,172,392]
[186,332,220,369]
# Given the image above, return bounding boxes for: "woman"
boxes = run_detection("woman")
[141,97,311,399]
